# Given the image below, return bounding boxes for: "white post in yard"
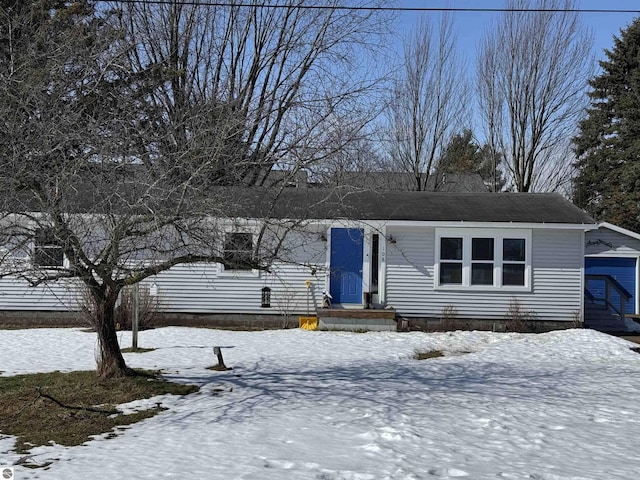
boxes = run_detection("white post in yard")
[132,284,139,350]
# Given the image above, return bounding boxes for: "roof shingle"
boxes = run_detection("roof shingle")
[224,188,595,224]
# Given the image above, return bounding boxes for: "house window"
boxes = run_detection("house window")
[471,238,494,285]
[34,228,64,267]
[503,238,526,286]
[439,237,463,285]
[435,229,530,290]
[223,232,253,270]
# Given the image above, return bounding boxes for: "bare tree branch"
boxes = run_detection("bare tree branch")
[477,0,594,192]
[384,13,468,191]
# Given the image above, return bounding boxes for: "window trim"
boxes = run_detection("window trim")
[435,228,532,291]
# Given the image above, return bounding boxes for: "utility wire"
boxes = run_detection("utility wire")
[95,0,640,14]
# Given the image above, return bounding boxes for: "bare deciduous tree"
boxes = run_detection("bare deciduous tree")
[118,0,392,184]
[0,1,381,378]
[385,14,467,191]
[477,0,594,192]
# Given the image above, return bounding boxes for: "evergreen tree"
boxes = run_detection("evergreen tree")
[439,130,506,192]
[573,18,640,232]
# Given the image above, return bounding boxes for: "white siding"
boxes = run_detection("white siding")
[385,227,583,322]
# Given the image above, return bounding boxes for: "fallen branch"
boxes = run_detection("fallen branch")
[35,387,119,415]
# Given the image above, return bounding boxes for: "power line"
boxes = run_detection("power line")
[96,1,640,14]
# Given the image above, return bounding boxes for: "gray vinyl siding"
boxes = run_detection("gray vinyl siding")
[585,227,640,257]
[0,262,325,315]
[0,230,328,316]
[149,262,325,315]
[0,277,82,310]
[138,230,328,315]
[384,227,434,316]
[385,227,583,322]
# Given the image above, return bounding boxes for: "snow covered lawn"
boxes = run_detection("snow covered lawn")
[2,327,640,479]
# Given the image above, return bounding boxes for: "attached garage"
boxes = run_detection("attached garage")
[585,223,640,331]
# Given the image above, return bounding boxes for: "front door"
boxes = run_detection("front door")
[329,228,364,304]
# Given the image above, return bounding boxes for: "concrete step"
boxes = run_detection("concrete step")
[316,308,397,331]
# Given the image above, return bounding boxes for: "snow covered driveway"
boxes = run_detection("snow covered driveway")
[2,327,640,479]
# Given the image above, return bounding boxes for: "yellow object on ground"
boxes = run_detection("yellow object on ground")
[299,317,318,330]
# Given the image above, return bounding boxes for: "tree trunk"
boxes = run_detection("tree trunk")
[95,289,132,378]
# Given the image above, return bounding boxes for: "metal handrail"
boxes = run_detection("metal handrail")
[585,292,624,319]
[585,274,632,299]
[585,274,632,320]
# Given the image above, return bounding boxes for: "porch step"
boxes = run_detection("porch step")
[316,308,397,331]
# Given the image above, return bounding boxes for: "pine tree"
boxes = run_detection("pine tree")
[573,18,640,232]
[438,130,506,192]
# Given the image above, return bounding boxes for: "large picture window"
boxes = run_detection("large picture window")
[436,229,530,290]
[223,232,253,271]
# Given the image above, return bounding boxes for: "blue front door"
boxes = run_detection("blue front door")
[329,228,364,304]
[585,257,637,314]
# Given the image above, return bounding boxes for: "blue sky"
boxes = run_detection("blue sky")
[395,0,639,64]
[385,0,639,140]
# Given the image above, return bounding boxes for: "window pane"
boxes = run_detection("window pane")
[34,228,64,267]
[440,263,462,284]
[503,264,525,286]
[441,237,462,260]
[503,238,525,262]
[225,233,252,251]
[224,233,253,270]
[472,238,494,261]
[34,247,64,267]
[471,263,493,285]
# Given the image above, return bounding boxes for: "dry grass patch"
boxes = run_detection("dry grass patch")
[121,347,156,353]
[0,369,198,455]
[414,350,445,360]
[413,349,474,360]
